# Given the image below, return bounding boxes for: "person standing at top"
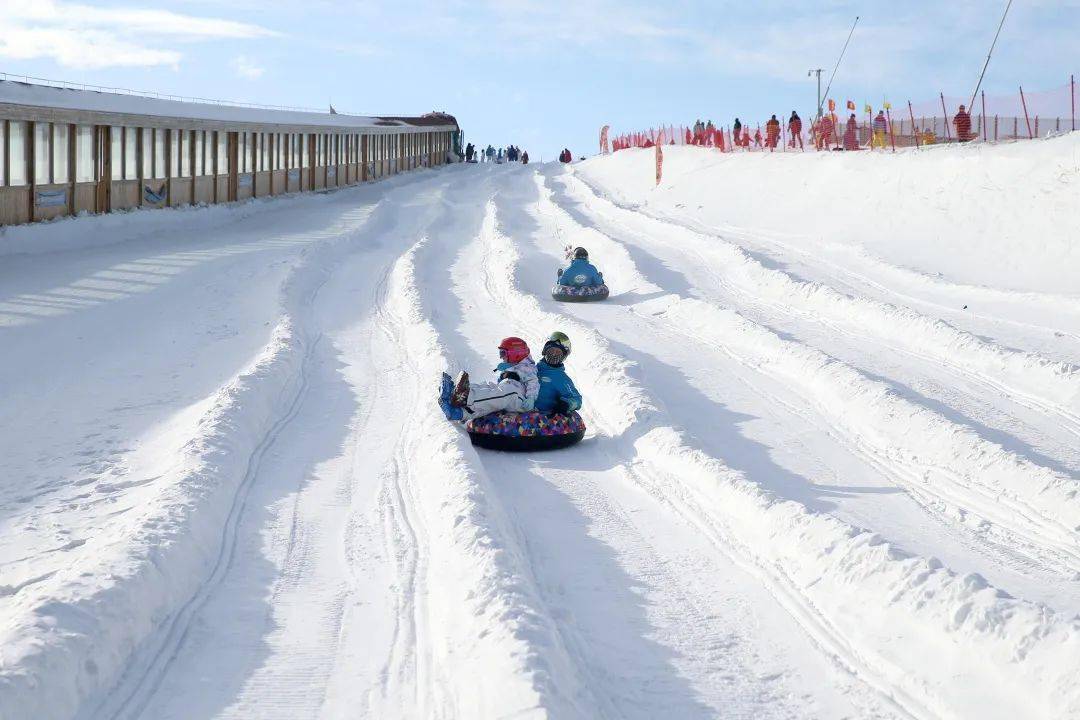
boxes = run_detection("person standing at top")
[816,114,835,150]
[765,115,781,150]
[872,110,888,148]
[788,111,803,149]
[705,120,716,147]
[733,118,743,146]
[954,104,973,142]
[521,150,529,164]
[843,113,859,150]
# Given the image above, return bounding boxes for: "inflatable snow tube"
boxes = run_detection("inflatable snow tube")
[466,410,586,452]
[551,284,610,302]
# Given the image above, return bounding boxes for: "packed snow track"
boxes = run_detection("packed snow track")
[2,143,1079,720]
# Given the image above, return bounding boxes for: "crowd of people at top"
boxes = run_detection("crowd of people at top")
[464,143,529,165]
[614,102,979,156]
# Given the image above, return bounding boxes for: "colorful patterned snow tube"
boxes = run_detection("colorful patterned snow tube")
[466,410,586,452]
[551,283,609,302]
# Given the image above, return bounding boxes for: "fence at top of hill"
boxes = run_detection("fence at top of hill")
[605,76,1077,154]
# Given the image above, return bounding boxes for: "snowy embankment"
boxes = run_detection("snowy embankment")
[0,195,362,718]
[484,174,1080,719]
[555,171,1080,571]
[578,136,1080,296]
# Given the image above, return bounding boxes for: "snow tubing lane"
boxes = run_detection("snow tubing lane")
[551,284,610,302]
[466,410,586,452]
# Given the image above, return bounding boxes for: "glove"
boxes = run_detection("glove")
[499,370,521,383]
[553,399,570,414]
[557,268,564,278]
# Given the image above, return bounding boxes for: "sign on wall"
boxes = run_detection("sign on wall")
[35,189,67,208]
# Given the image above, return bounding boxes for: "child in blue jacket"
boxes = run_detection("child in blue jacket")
[558,247,604,287]
[535,332,582,414]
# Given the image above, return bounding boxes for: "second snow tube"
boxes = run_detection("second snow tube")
[551,283,610,302]
[466,410,586,452]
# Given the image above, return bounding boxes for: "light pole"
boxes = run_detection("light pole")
[809,68,824,118]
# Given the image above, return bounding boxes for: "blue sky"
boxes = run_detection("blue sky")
[1,0,1078,159]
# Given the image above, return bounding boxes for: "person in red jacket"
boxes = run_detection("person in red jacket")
[788,111,803,149]
[765,115,781,150]
[816,114,835,150]
[843,113,859,150]
[954,105,973,142]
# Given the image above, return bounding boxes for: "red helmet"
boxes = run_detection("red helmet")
[498,337,530,364]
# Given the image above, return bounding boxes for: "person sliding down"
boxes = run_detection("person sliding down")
[558,247,604,287]
[535,332,582,415]
[443,337,539,422]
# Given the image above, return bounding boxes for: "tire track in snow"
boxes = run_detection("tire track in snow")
[560,170,1080,443]
[543,169,1080,588]
[458,179,913,719]
[483,166,1080,720]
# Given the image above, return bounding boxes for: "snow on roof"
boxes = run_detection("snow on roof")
[0,80,458,131]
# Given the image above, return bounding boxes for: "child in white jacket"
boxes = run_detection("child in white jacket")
[443,336,539,421]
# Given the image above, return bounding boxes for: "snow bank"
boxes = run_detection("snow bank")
[481,179,1080,720]
[576,137,1080,296]
[559,171,1080,418]
[0,319,305,720]
[0,195,374,719]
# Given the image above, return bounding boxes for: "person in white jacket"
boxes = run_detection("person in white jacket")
[443,336,539,421]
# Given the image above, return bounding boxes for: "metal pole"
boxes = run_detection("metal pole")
[969,0,1015,110]
[1020,86,1033,139]
[941,92,952,140]
[982,91,988,142]
[1072,74,1076,131]
[809,69,824,118]
[909,101,920,148]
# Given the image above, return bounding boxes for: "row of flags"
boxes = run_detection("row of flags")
[828,99,893,113]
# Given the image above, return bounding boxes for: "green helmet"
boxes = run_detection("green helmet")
[542,331,571,365]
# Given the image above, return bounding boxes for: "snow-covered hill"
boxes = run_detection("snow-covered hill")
[1,140,1079,719]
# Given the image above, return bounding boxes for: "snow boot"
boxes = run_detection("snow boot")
[439,373,464,422]
[450,371,470,408]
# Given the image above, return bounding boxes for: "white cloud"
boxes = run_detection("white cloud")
[232,55,265,79]
[0,0,277,69]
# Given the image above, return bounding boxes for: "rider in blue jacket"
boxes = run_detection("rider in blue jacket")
[558,247,604,287]
[535,332,582,414]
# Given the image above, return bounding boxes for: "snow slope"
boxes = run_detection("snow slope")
[2,144,1079,719]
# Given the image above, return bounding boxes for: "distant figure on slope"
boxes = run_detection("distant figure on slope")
[753,127,763,148]
[843,113,859,150]
[486,145,495,162]
[954,104,974,142]
[521,150,529,164]
[766,115,781,150]
[535,332,582,415]
[465,143,475,162]
[788,111,803,149]
[816,114,835,150]
[733,118,743,146]
[872,111,888,148]
[442,337,539,422]
[558,247,604,287]
[559,148,572,163]
[705,120,716,147]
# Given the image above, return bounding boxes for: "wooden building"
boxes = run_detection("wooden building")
[0,80,460,226]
